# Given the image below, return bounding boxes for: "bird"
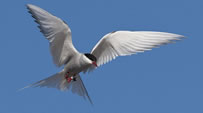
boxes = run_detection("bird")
[23,4,184,105]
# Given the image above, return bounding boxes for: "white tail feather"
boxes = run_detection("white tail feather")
[19,70,93,104]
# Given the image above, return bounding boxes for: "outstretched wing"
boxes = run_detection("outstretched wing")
[27,4,79,67]
[91,31,184,67]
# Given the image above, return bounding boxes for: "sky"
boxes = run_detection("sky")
[0,0,202,113]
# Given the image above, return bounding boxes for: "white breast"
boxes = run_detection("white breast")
[63,54,92,74]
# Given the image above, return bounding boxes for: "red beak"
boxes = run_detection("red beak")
[92,61,98,67]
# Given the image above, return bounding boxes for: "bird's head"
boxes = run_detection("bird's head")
[84,53,97,67]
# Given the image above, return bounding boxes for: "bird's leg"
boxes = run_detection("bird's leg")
[65,72,69,79]
[65,72,77,83]
[65,72,72,83]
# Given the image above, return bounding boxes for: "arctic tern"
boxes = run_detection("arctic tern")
[23,4,184,104]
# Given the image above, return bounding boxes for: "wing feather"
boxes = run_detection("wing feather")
[27,4,79,67]
[91,31,184,67]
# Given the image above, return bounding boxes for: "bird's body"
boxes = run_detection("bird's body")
[23,4,184,104]
[63,53,91,76]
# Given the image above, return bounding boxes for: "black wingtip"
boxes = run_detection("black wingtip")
[26,4,32,10]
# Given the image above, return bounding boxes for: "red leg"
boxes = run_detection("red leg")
[67,77,72,83]
[65,72,72,83]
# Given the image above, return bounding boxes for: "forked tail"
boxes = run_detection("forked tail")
[19,70,93,105]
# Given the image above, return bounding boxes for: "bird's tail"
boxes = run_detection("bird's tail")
[19,70,69,91]
[19,70,93,104]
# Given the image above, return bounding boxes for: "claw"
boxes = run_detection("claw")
[65,72,72,83]
[65,72,76,83]
[67,77,72,83]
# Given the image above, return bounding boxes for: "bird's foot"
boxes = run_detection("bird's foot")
[65,76,73,83]
[65,72,76,83]
[65,72,72,83]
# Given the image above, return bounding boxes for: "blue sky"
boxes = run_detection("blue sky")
[0,0,202,113]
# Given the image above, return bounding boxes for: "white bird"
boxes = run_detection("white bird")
[24,4,184,104]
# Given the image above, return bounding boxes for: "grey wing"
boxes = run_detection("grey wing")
[27,4,79,67]
[91,31,184,67]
